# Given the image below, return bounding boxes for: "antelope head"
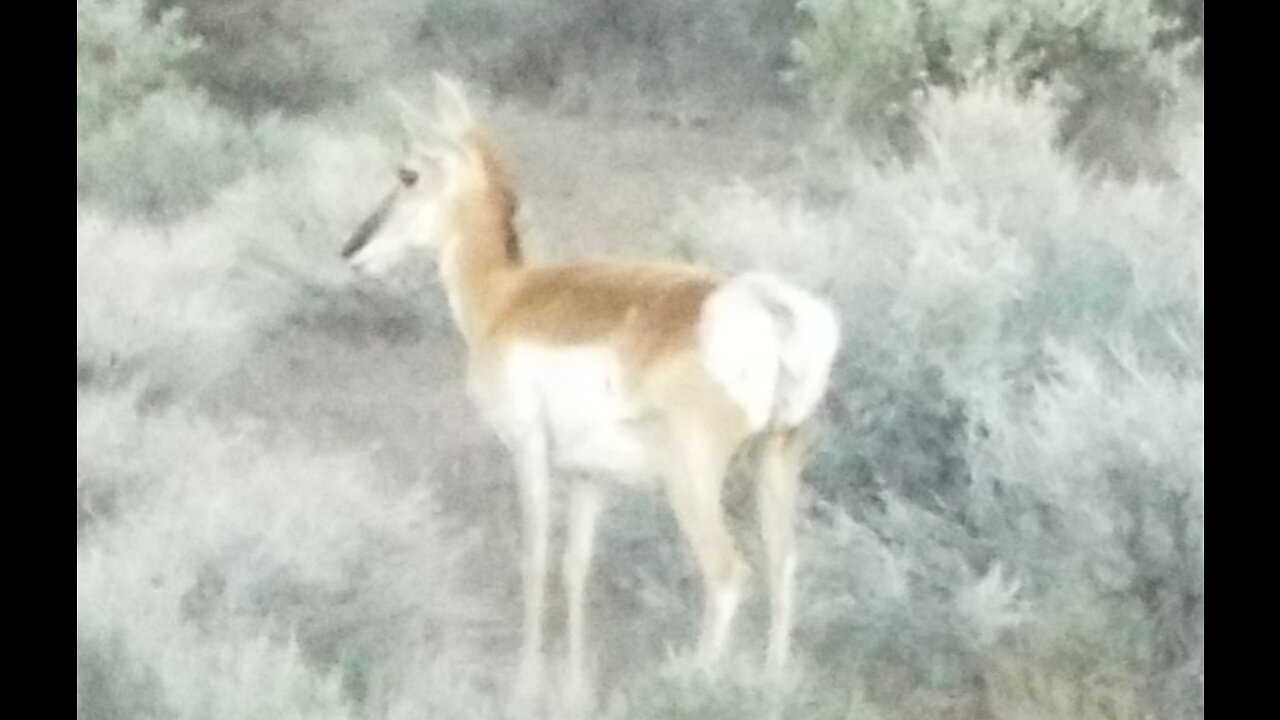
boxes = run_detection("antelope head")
[341,74,476,277]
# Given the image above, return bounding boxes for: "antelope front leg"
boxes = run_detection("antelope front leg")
[512,430,551,712]
[562,481,604,715]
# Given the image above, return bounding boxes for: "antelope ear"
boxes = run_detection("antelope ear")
[431,73,474,138]
[387,88,435,144]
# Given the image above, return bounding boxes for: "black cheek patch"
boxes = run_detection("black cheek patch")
[341,191,397,259]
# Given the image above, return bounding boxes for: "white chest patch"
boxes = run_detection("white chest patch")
[498,343,659,481]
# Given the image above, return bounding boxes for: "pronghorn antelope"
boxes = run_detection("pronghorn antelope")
[341,75,840,711]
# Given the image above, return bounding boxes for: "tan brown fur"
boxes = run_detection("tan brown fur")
[444,127,733,407]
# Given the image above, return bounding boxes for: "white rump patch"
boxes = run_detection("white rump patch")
[699,273,840,431]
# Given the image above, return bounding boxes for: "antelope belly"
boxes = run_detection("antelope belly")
[508,343,660,481]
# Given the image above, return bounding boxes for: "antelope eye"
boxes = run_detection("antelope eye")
[397,167,419,187]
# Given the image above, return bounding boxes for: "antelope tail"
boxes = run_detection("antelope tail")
[699,273,840,432]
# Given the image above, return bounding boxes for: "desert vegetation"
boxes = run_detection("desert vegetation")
[78,1,1203,718]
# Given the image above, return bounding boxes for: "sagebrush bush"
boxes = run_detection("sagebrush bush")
[77,87,293,217]
[75,95,445,393]
[76,387,498,718]
[791,0,1200,157]
[966,343,1204,715]
[672,78,1203,719]
[77,0,293,217]
[76,206,259,390]
[157,0,431,114]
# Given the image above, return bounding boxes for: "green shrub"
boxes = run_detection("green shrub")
[791,0,1199,154]
[158,0,431,114]
[77,0,284,217]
